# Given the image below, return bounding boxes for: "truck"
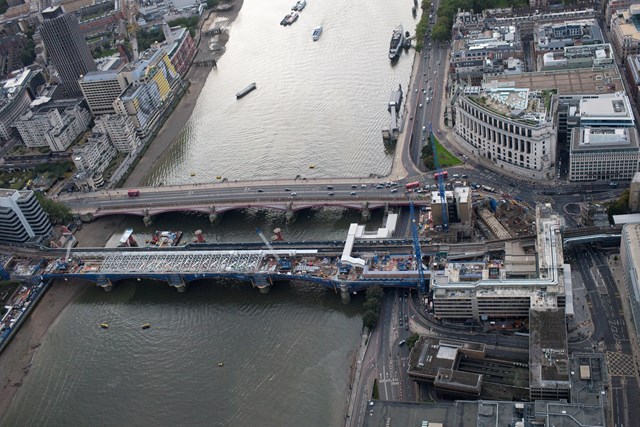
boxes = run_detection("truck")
[128,190,140,197]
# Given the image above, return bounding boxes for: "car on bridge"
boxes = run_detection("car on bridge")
[328,192,335,196]
[290,192,297,196]
[350,192,356,196]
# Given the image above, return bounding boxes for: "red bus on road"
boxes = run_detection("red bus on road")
[433,171,448,180]
[405,181,421,190]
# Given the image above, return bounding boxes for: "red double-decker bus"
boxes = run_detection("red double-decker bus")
[433,171,448,180]
[405,181,421,190]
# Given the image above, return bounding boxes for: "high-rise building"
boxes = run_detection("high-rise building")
[0,189,52,243]
[79,71,127,116]
[40,6,97,97]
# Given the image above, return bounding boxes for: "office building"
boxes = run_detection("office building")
[619,224,640,365]
[79,71,127,116]
[610,5,640,63]
[568,127,640,182]
[0,69,36,140]
[0,189,52,243]
[629,172,640,212]
[39,6,97,97]
[453,83,557,181]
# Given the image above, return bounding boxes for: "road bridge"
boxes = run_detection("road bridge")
[58,182,428,223]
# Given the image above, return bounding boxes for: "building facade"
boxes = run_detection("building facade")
[0,189,52,243]
[93,114,141,153]
[0,69,36,140]
[568,127,640,182]
[72,132,117,175]
[162,24,197,77]
[39,6,97,97]
[453,84,557,180]
[79,70,127,116]
[432,205,568,320]
[610,5,640,63]
[114,48,180,139]
[620,223,640,356]
[14,100,91,152]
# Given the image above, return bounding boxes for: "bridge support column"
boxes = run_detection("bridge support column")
[209,206,222,224]
[97,276,113,292]
[168,275,187,292]
[252,275,272,293]
[79,213,94,222]
[339,283,351,304]
[361,202,371,222]
[143,209,153,227]
[285,202,296,223]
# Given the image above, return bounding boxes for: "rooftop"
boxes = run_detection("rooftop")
[529,308,570,387]
[571,127,639,152]
[462,83,549,124]
[486,67,622,94]
[579,91,631,118]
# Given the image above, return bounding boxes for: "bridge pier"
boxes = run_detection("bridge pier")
[168,275,187,292]
[97,276,113,292]
[361,202,371,222]
[79,213,94,223]
[143,209,154,227]
[209,206,222,224]
[339,283,351,304]
[252,275,272,293]
[285,202,296,223]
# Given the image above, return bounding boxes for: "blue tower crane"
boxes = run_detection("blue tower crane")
[409,201,426,294]
[423,124,448,231]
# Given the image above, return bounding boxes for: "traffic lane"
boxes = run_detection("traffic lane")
[64,188,416,209]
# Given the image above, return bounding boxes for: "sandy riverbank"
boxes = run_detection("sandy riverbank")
[0,280,89,421]
[124,0,244,187]
[0,5,247,417]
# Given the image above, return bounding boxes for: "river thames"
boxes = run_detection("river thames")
[143,0,415,185]
[2,0,417,424]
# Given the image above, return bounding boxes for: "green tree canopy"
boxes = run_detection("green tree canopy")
[35,192,72,225]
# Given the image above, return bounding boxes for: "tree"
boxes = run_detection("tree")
[366,285,384,301]
[362,310,378,329]
[35,192,72,224]
[362,285,385,329]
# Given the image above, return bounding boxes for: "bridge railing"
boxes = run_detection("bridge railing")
[76,195,429,213]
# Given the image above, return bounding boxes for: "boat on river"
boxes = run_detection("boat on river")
[286,11,299,25]
[312,26,322,41]
[389,25,404,60]
[292,0,306,11]
[280,12,293,25]
[236,82,257,99]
